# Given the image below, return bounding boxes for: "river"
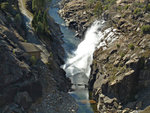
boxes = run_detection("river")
[49,0,99,113]
[19,0,117,112]
[48,0,120,112]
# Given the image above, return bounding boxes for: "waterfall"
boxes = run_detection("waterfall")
[62,20,118,87]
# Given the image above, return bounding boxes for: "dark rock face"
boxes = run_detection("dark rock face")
[0,26,43,112]
[15,92,32,110]
[59,0,150,39]
[89,33,150,112]
[26,0,33,13]
[0,0,77,113]
[59,0,95,38]
[1,103,25,113]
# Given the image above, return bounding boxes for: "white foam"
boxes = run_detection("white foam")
[62,20,118,78]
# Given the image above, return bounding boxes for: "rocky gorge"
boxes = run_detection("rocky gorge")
[0,0,150,113]
[59,0,150,113]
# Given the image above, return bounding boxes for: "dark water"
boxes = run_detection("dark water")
[49,0,97,113]
[49,0,80,57]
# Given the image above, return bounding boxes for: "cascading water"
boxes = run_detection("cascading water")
[61,20,118,112]
[49,0,118,112]
[62,20,117,88]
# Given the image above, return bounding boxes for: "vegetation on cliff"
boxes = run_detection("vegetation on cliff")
[59,0,150,112]
[0,0,24,34]
[31,0,51,36]
[32,10,50,35]
[60,0,150,38]
[87,0,150,113]
[0,0,76,112]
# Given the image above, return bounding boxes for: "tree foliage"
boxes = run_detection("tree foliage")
[15,14,22,25]
[0,2,10,11]
[32,0,46,11]
[32,0,51,11]
[31,0,52,36]
[32,10,49,35]
[141,25,150,34]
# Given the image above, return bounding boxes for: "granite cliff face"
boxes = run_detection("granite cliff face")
[59,0,96,38]
[89,34,150,112]
[0,0,77,113]
[59,0,150,112]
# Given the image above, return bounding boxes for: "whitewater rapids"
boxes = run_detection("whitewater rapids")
[62,20,118,87]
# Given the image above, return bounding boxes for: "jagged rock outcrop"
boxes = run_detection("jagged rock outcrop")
[88,0,150,112]
[59,0,96,38]
[0,0,77,113]
[89,33,150,112]
[59,0,150,38]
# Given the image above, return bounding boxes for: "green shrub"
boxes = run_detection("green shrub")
[120,52,125,58]
[145,3,150,12]
[121,13,126,18]
[117,6,123,11]
[32,10,50,35]
[87,0,94,6]
[128,44,135,50]
[93,1,103,17]
[31,0,50,36]
[36,22,44,33]
[116,44,120,48]
[124,5,129,10]
[134,8,142,14]
[32,0,36,11]
[32,0,47,11]
[15,14,22,25]
[141,25,150,34]
[1,2,9,11]
[37,10,43,22]
[104,5,108,10]
[13,49,15,54]
[105,0,116,6]
[49,52,53,58]
[30,56,37,65]
[100,0,116,11]
[133,2,143,8]
[147,4,150,11]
